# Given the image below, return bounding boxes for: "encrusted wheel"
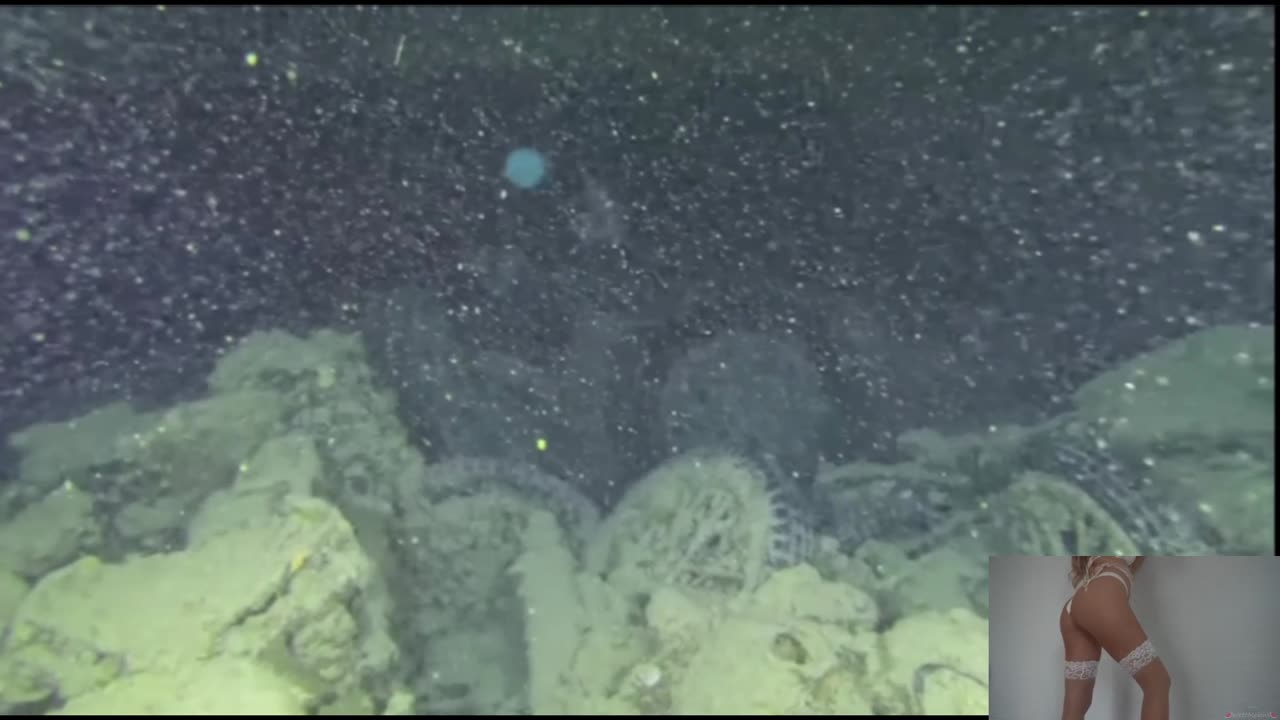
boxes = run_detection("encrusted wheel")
[985,471,1138,556]
[585,451,780,598]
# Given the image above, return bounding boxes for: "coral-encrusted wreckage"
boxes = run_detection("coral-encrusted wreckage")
[0,322,1272,714]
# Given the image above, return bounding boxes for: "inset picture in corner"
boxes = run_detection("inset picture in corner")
[988,555,1280,720]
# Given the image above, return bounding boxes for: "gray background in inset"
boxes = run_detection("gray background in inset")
[989,556,1280,720]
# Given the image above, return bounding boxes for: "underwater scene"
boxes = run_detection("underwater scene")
[0,6,1274,715]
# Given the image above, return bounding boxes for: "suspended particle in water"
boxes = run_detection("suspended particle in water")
[503,147,548,189]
